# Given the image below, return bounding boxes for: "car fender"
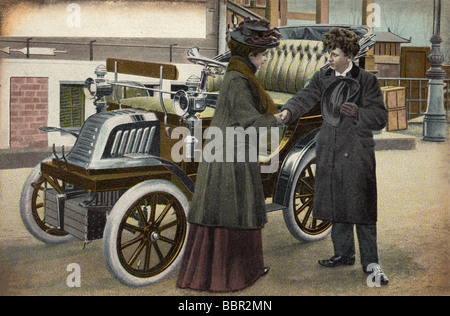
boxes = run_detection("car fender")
[151,156,195,193]
[87,154,195,194]
[273,128,320,207]
[124,155,195,194]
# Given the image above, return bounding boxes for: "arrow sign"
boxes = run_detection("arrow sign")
[0,47,67,55]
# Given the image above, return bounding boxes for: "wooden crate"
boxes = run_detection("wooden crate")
[381,86,407,131]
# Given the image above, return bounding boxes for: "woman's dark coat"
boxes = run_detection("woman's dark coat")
[283,64,387,224]
[188,55,278,230]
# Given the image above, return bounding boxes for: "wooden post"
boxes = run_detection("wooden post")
[362,0,377,73]
[266,0,280,27]
[315,0,329,24]
[218,0,227,54]
[279,0,287,26]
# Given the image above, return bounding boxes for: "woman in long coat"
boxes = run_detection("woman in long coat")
[176,18,283,292]
[280,27,389,284]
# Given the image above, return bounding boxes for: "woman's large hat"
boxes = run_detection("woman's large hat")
[230,18,280,48]
[321,77,360,127]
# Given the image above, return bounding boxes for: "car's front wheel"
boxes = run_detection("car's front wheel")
[103,180,190,287]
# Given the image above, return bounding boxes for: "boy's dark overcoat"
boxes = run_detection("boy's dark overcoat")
[283,64,387,224]
[188,56,277,230]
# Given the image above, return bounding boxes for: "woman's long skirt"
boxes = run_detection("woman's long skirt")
[176,223,265,292]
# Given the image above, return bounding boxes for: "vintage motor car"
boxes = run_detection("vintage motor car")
[20,25,375,287]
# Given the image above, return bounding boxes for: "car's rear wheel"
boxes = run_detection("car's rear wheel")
[20,158,74,244]
[283,148,332,242]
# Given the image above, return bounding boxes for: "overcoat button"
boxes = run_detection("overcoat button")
[344,153,349,158]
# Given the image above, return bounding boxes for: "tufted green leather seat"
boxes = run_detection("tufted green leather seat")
[207,39,327,108]
[120,39,326,118]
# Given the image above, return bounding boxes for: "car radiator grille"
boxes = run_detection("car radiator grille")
[66,116,102,165]
[109,126,156,157]
[65,110,160,169]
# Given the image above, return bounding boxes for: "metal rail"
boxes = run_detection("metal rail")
[378,77,450,119]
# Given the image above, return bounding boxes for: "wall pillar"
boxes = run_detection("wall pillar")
[315,0,329,24]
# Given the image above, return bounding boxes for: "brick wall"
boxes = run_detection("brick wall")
[10,77,48,149]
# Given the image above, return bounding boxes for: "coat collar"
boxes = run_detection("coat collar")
[325,62,360,79]
[230,54,258,74]
[227,56,277,114]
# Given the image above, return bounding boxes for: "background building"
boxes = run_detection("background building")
[0,0,448,150]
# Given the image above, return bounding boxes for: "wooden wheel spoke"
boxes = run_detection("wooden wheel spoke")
[158,220,178,231]
[307,165,315,180]
[158,235,175,245]
[136,205,147,226]
[155,200,174,225]
[299,177,314,191]
[153,243,165,262]
[31,178,45,190]
[149,194,157,223]
[123,222,144,233]
[301,206,314,226]
[295,193,313,199]
[128,240,147,266]
[121,234,144,250]
[35,202,44,209]
[295,197,312,216]
[144,243,152,271]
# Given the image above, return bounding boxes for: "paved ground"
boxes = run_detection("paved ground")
[0,124,448,296]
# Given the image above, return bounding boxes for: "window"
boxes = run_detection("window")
[60,83,85,128]
[243,0,266,8]
[255,0,266,8]
[105,83,153,105]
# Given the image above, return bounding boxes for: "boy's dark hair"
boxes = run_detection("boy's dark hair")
[322,27,360,58]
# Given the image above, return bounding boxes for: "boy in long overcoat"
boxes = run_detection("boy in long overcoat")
[280,27,389,285]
